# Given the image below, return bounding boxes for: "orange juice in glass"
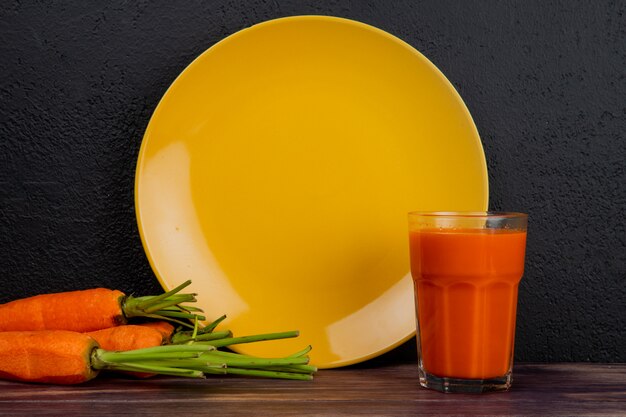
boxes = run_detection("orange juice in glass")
[408,212,528,393]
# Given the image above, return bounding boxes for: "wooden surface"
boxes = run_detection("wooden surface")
[0,363,624,416]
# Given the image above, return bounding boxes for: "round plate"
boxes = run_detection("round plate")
[135,16,488,368]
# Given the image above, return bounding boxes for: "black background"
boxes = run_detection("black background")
[1,1,624,363]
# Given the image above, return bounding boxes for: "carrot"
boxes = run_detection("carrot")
[0,330,212,384]
[0,280,204,332]
[0,330,99,384]
[86,325,168,379]
[138,321,175,343]
[86,325,164,351]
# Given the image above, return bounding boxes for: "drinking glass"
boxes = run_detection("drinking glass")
[408,212,528,393]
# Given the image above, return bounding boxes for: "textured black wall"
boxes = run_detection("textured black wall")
[1,1,624,363]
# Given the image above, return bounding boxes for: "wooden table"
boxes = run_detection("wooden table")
[0,363,624,416]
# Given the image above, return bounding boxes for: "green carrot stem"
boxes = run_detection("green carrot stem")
[172,330,232,344]
[194,330,233,341]
[200,367,230,375]
[260,364,318,374]
[134,294,197,305]
[142,296,197,314]
[139,360,227,373]
[225,367,313,381]
[191,317,200,340]
[122,280,205,326]
[197,357,315,373]
[100,351,203,362]
[152,310,207,321]
[91,347,209,378]
[196,331,299,348]
[204,315,227,333]
[203,347,313,364]
[193,349,264,360]
[140,313,199,329]
[288,345,312,358]
[139,357,314,380]
[104,362,205,378]
[134,280,193,310]
[159,294,196,304]
[198,349,256,359]
[160,305,204,312]
[102,344,213,357]
[141,352,312,380]
[199,352,309,367]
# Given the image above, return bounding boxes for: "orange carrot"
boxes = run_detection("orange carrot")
[85,325,164,351]
[0,331,99,384]
[85,325,166,379]
[0,288,124,332]
[138,321,175,343]
[0,281,203,332]
[0,330,210,384]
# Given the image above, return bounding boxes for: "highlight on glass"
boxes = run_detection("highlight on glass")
[408,212,528,393]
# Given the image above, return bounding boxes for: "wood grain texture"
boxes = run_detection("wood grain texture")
[0,363,624,416]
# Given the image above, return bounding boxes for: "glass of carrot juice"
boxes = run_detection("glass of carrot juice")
[408,212,528,393]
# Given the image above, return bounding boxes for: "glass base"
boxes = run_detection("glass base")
[419,369,512,393]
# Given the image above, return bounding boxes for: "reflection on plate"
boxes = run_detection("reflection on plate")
[135,16,488,368]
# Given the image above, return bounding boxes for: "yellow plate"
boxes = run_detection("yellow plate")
[135,16,488,368]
